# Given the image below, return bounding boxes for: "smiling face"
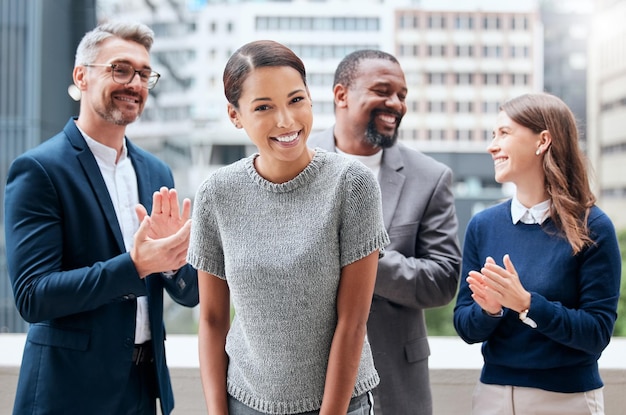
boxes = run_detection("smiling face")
[340,58,407,150]
[228,65,313,181]
[76,37,151,126]
[489,110,547,191]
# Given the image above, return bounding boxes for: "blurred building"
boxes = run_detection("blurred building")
[0,0,97,332]
[587,0,626,229]
[541,0,591,145]
[98,0,543,245]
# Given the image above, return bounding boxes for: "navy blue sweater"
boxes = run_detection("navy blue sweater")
[454,200,621,393]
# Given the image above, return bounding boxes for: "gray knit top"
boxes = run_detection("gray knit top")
[187,148,389,414]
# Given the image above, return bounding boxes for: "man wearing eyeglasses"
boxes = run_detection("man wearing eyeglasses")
[4,21,198,415]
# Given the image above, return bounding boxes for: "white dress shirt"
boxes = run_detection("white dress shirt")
[511,196,551,225]
[80,128,151,344]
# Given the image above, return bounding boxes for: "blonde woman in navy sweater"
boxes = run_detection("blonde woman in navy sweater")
[453,93,621,415]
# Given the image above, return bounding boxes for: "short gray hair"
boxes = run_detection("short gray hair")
[74,21,154,66]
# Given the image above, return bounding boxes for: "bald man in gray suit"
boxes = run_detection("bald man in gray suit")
[308,50,461,415]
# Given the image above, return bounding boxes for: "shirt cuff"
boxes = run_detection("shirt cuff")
[162,269,179,279]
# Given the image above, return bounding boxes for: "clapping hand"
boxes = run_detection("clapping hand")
[131,187,192,278]
[467,254,531,315]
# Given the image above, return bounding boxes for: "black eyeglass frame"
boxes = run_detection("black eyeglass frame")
[84,63,161,89]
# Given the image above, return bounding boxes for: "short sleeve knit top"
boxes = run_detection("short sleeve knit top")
[187,149,389,414]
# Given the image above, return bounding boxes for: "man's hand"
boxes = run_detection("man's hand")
[131,187,192,278]
[135,187,191,239]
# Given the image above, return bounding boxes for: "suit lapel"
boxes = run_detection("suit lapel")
[379,145,405,230]
[66,119,126,253]
[127,141,153,209]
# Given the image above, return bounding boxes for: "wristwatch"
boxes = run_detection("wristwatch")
[519,309,537,328]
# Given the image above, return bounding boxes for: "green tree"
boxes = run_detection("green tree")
[612,229,626,336]
[426,228,626,336]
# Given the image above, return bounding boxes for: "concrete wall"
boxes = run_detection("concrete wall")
[1,335,625,414]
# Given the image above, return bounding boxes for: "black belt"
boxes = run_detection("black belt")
[132,341,154,365]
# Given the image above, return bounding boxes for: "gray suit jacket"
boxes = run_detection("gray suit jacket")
[309,127,461,415]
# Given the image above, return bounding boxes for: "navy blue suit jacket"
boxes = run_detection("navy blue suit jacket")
[4,118,199,415]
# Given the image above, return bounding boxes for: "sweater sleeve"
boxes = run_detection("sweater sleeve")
[527,210,621,355]
[187,176,226,279]
[339,162,390,268]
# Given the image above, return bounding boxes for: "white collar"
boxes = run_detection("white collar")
[511,196,551,225]
[76,124,128,165]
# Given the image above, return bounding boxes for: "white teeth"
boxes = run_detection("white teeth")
[494,158,506,166]
[379,114,396,123]
[275,132,298,142]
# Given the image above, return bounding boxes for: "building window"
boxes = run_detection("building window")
[455,130,474,140]
[289,44,378,60]
[483,16,501,30]
[428,129,446,140]
[511,15,529,30]
[427,101,447,112]
[399,44,419,57]
[399,14,419,29]
[428,14,446,29]
[510,45,530,58]
[455,73,475,85]
[400,129,420,140]
[427,72,447,85]
[455,45,475,57]
[455,101,474,112]
[428,45,447,57]
[256,16,379,31]
[455,15,474,30]
[483,73,502,85]
[511,73,529,86]
[483,45,503,58]
[482,101,500,114]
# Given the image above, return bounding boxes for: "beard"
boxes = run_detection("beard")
[95,90,143,126]
[364,110,401,149]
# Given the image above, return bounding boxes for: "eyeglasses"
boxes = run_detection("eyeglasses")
[84,63,161,90]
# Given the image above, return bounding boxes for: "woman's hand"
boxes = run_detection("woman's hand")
[476,254,531,313]
[467,257,503,315]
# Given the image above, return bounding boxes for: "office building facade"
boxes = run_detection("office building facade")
[99,0,542,245]
[587,0,626,229]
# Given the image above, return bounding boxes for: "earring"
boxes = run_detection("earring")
[535,148,541,156]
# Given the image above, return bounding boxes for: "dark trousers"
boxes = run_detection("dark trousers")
[117,341,159,415]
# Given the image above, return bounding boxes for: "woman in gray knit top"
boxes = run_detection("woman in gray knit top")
[187,40,389,415]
